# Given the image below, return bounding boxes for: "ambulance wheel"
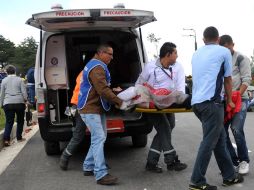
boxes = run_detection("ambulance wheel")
[44,141,60,155]
[132,134,147,147]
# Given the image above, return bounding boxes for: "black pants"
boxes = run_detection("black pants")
[3,103,26,141]
[62,112,87,157]
[147,113,176,165]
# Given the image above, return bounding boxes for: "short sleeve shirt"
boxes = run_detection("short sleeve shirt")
[191,44,232,105]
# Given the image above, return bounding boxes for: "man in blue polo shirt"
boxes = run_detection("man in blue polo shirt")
[189,26,244,190]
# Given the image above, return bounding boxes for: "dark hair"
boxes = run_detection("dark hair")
[203,26,219,41]
[159,42,176,58]
[6,65,16,74]
[97,44,113,53]
[219,35,233,46]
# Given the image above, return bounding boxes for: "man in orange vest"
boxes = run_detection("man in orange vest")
[59,71,85,170]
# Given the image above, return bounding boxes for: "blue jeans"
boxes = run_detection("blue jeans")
[224,99,249,166]
[27,84,35,105]
[80,113,107,181]
[191,101,236,186]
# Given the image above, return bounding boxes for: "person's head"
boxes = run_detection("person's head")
[159,42,178,67]
[203,26,219,44]
[6,65,16,75]
[219,34,234,54]
[95,44,113,65]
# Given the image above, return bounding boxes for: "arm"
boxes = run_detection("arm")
[20,79,28,102]
[224,76,235,108]
[89,66,122,107]
[0,81,5,107]
[239,56,251,95]
[71,71,82,105]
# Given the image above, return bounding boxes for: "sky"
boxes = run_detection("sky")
[1,0,254,75]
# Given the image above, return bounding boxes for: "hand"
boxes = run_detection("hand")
[227,101,235,111]
[71,104,77,116]
[113,87,122,92]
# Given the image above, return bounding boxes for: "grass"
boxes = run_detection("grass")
[0,109,5,130]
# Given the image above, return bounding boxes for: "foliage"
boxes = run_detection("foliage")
[0,109,5,130]
[147,33,161,58]
[9,37,38,76]
[0,35,15,66]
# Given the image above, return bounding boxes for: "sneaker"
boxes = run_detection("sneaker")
[83,170,94,176]
[145,162,163,173]
[222,173,244,186]
[167,156,187,171]
[97,174,118,185]
[238,161,249,174]
[189,184,217,190]
[59,155,69,171]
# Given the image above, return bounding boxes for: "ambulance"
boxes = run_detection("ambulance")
[26,4,156,155]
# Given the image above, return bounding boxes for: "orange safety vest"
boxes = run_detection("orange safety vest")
[71,71,82,105]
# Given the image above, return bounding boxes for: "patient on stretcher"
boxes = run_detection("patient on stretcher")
[116,83,192,110]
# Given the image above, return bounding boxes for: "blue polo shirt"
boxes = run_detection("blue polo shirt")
[191,44,232,105]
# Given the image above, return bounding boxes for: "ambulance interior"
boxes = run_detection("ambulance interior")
[45,30,143,123]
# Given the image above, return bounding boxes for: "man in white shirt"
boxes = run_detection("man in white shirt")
[136,42,187,173]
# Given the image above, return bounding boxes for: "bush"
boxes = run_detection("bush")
[0,109,5,130]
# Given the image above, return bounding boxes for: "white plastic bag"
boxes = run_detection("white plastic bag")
[117,86,137,101]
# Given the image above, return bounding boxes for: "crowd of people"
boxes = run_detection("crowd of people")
[1,26,252,189]
[57,26,252,189]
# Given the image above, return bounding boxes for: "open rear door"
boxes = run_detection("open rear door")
[26,8,156,32]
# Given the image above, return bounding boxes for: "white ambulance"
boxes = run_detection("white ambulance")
[26,5,156,155]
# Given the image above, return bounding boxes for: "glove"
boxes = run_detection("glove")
[119,101,131,110]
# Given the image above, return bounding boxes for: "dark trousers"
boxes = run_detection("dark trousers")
[147,113,176,165]
[62,112,86,157]
[191,101,235,186]
[3,103,26,141]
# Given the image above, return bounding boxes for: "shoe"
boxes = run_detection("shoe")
[189,184,217,190]
[97,174,118,185]
[59,155,69,171]
[222,173,244,186]
[167,156,187,171]
[145,162,163,173]
[17,138,26,142]
[4,140,11,147]
[83,170,94,176]
[238,161,249,174]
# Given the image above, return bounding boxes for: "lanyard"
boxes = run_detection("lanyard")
[160,67,173,80]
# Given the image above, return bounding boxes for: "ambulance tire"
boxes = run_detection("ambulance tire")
[44,141,60,155]
[132,134,147,148]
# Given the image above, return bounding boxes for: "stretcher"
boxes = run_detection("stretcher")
[135,107,192,113]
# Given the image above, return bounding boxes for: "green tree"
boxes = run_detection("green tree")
[10,37,38,76]
[0,35,15,66]
[147,33,161,58]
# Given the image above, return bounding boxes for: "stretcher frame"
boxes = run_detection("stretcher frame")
[135,107,192,113]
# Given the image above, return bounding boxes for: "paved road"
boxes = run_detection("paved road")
[0,112,253,190]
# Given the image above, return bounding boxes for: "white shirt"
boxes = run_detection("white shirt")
[136,59,185,93]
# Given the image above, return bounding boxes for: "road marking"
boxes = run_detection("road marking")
[0,125,39,175]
